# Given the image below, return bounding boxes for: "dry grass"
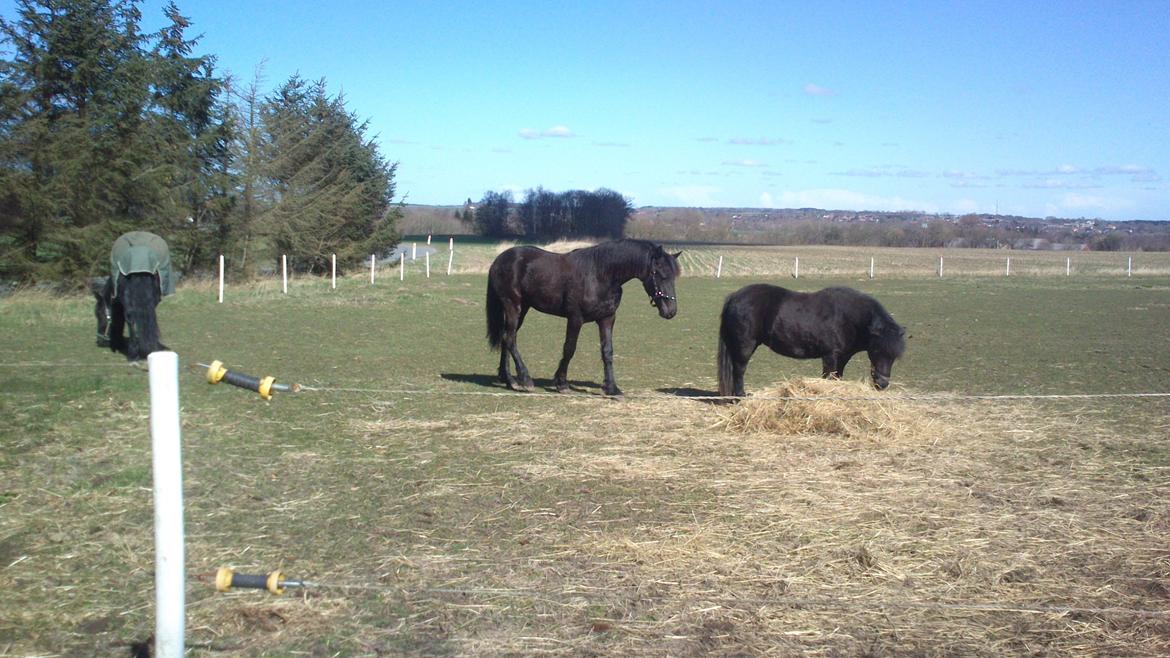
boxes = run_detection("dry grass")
[716,378,939,439]
[258,390,1170,656]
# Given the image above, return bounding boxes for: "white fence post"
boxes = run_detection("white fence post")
[447,243,454,276]
[217,255,224,304]
[425,252,431,278]
[399,251,405,281]
[370,254,375,284]
[1127,256,1133,277]
[869,257,875,279]
[281,255,288,294]
[1006,257,1011,276]
[412,242,417,260]
[716,255,723,278]
[1067,257,1071,276]
[331,254,336,289]
[938,256,944,278]
[793,256,799,279]
[148,351,185,658]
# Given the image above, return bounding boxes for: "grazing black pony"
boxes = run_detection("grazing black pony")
[717,284,906,396]
[93,231,175,361]
[486,239,682,396]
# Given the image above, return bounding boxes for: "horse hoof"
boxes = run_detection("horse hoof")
[603,387,624,397]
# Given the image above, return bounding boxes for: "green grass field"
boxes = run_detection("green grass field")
[3,244,1170,656]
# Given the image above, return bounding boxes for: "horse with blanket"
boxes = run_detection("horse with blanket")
[92,231,176,361]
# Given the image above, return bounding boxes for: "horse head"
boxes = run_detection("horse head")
[867,316,907,390]
[643,246,682,319]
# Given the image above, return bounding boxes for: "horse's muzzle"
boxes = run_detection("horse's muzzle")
[655,300,678,319]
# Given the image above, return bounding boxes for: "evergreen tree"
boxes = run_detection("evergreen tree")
[0,0,230,282]
[259,75,399,273]
[473,190,515,238]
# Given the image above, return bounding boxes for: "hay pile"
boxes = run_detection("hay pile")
[716,377,941,439]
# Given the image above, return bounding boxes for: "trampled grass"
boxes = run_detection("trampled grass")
[2,245,1170,656]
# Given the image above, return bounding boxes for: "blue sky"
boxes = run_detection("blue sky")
[7,1,1170,220]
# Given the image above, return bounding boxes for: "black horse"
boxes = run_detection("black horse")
[717,284,906,396]
[93,231,175,361]
[486,239,681,396]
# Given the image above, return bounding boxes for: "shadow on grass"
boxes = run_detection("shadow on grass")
[441,372,607,395]
[655,386,734,405]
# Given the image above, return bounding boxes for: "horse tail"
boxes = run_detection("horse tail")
[120,272,163,360]
[717,311,735,397]
[485,272,504,352]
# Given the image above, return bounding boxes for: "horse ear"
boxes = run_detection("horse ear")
[672,251,682,259]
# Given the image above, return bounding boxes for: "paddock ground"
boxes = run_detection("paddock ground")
[2,247,1169,656]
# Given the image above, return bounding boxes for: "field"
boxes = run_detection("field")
[2,243,1170,656]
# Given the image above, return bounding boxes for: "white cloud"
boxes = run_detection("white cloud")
[518,125,575,139]
[803,83,836,96]
[1045,193,1135,216]
[773,188,938,213]
[660,185,721,205]
[728,137,791,146]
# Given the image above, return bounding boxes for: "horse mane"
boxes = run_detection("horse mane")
[868,306,907,358]
[578,239,663,280]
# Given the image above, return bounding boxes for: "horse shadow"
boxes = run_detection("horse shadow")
[441,372,606,394]
[655,386,730,405]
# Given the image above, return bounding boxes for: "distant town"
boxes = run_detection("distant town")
[627,207,1170,251]
[401,204,1170,251]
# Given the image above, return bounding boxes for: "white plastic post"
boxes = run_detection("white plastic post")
[427,234,432,245]
[447,248,454,276]
[1066,257,1071,276]
[1006,257,1011,276]
[793,256,799,279]
[869,257,875,279]
[412,242,417,260]
[217,255,224,304]
[281,255,288,294]
[449,237,454,251]
[716,255,723,278]
[425,252,431,278]
[331,254,336,290]
[399,252,405,281]
[370,255,376,284]
[1128,256,1133,277]
[938,256,944,278]
[148,351,185,658]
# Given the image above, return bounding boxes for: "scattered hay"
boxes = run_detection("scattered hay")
[494,239,597,255]
[716,377,940,440]
[541,239,596,253]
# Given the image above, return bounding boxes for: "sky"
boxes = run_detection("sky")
[6,0,1170,221]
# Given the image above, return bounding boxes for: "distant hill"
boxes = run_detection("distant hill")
[398,204,1170,251]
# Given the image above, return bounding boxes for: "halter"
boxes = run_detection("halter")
[649,288,675,305]
[646,274,676,305]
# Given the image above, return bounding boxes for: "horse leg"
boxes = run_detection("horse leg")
[501,305,535,392]
[597,315,621,396]
[821,352,850,379]
[554,317,582,393]
[730,341,757,397]
[109,296,127,355]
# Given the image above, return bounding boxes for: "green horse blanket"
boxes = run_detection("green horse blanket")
[110,231,176,297]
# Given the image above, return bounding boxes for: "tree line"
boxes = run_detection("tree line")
[0,0,400,285]
[471,187,633,241]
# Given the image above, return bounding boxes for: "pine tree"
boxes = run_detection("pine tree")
[259,75,399,273]
[0,0,231,282]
